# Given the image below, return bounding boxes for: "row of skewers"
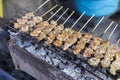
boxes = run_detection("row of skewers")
[12,0,120,76]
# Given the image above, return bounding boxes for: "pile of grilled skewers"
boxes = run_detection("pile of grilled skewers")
[12,3,120,76]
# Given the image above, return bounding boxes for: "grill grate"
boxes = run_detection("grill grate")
[3,8,120,80]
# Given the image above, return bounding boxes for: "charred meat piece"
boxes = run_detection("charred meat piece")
[21,25,29,32]
[33,16,43,23]
[94,41,110,59]
[101,45,119,68]
[45,24,64,45]
[83,37,103,57]
[88,41,110,66]
[14,22,21,29]
[37,21,57,41]
[30,21,49,37]
[88,58,100,67]
[63,31,82,50]
[73,33,92,54]
[25,12,34,19]
[110,52,120,75]
[54,28,74,47]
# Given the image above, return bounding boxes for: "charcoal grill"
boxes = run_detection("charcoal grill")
[1,0,120,80]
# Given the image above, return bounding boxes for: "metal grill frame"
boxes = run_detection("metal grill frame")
[3,8,120,80]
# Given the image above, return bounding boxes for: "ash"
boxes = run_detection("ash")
[9,31,112,80]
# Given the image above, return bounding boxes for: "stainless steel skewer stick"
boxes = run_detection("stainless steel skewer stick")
[10,5,58,24]
[33,0,50,13]
[91,16,105,33]
[62,11,75,25]
[100,21,114,37]
[79,14,95,32]
[108,24,118,40]
[116,38,120,46]
[47,6,63,21]
[70,12,85,29]
[41,5,58,17]
[56,8,69,22]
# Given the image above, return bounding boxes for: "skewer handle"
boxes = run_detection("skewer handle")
[79,14,95,32]
[70,12,85,29]
[41,5,58,17]
[56,8,69,22]
[62,11,75,25]
[108,24,118,40]
[116,38,120,46]
[47,6,63,21]
[91,16,104,33]
[100,21,114,37]
[33,0,49,13]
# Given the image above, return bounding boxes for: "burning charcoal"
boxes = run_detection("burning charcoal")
[31,42,36,46]
[37,48,46,56]
[84,76,94,80]
[64,62,69,65]
[52,58,60,66]
[45,56,53,65]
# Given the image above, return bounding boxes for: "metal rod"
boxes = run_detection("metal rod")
[62,11,75,25]
[11,5,57,21]
[100,21,114,37]
[116,38,120,45]
[33,0,49,13]
[41,5,58,17]
[56,8,69,22]
[79,14,95,32]
[47,6,63,22]
[70,12,85,29]
[108,24,118,40]
[91,16,104,33]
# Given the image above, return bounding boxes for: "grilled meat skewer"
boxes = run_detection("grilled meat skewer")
[101,24,118,68]
[14,5,57,31]
[45,24,64,44]
[73,33,92,54]
[37,21,57,41]
[62,12,85,50]
[63,31,82,50]
[88,40,110,66]
[53,11,75,47]
[30,21,49,37]
[110,52,120,75]
[101,45,118,68]
[54,28,74,47]
[45,8,69,45]
[72,15,95,54]
[88,22,115,67]
[30,6,63,37]
[83,37,103,57]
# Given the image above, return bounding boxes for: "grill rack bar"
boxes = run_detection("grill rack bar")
[45,45,103,80]
[44,44,114,80]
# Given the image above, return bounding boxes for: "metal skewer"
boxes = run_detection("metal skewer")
[56,8,69,22]
[33,0,50,13]
[100,21,114,37]
[10,5,58,24]
[41,5,58,17]
[62,11,75,25]
[12,0,50,19]
[70,12,85,29]
[108,24,118,40]
[47,6,63,21]
[91,16,105,33]
[79,14,95,32]
[57,11,75,26]
[116,38,120,46]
